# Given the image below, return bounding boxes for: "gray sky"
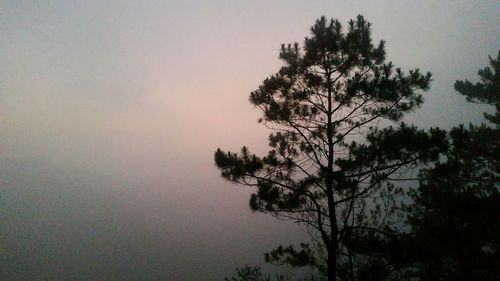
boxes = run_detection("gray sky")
[1,1,499,280]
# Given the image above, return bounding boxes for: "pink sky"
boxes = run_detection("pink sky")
[1,1,499,280]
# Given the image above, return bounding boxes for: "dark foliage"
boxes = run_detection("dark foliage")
[224,265,323,281]
[397,51,500,280]
[224,266,285,281]
[454,51,500,125]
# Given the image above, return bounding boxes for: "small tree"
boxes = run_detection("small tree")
[215,16,446,281]
[224,265,284,281]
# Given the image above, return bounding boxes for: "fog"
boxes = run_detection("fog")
[1,1,498,280]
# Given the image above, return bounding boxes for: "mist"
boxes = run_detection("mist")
[1,1,499,280]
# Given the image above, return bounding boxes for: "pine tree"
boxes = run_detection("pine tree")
[214,16,447,281]
[400,51,500,280]
[454,51,500,125]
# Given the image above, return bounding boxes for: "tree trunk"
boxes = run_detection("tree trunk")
[327,245,337,281]
[326,71,337,281]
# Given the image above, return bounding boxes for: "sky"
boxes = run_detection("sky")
[1,1,499,280]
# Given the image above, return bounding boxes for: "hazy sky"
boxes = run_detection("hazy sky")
[1,1,499,280]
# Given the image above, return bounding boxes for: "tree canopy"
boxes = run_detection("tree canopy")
[454,51,500,125]
[215,15,447,281]
[397,51,500,280]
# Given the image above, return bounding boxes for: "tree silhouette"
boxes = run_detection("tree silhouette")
[454,51,499,125]
[224,265,284,281]
[214,16,447,281]
[399,51,500,280]
[224,265,322,281]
